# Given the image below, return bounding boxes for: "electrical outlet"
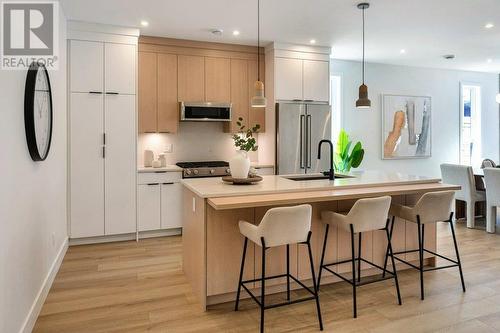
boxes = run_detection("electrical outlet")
[165,143,173,153]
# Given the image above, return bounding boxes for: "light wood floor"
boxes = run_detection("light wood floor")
[34,221,500,333]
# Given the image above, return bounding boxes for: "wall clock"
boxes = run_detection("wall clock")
[24,61,53,161]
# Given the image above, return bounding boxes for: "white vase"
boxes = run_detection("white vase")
[229,150,250,179]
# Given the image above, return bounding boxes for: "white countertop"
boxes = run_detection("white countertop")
[138,165,182,173]
[181,170,441,198]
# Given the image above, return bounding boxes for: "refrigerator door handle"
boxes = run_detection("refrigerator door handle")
[300,114,305,169]
[306,114,312,168]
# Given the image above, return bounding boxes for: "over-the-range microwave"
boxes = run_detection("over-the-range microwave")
[180,102,232,122]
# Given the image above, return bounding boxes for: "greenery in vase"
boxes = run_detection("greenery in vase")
[334,129,364,172]
[232,117,260,152]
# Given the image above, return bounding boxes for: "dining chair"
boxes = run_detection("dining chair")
[481,159,497,168]
[440,164,486,228]
[483,168,500,233]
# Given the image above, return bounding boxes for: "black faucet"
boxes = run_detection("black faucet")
[318,139,335,180]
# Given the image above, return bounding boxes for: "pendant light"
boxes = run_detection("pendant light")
[356,3,371,109]
[251,0,267,108]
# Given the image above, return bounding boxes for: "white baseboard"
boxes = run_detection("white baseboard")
[20,238,68,333]
[69,228,182,246]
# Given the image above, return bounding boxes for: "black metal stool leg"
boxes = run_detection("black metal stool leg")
[350,224,357,318]
[382,216,395,278]
[357,232,362,283]
[449,214,466,292]
[306,232,324,331]
[417,217,424,300]
[317,224,329,289]
[260,237,266,333]
[286,244,291,301]
[386,227,402,305]
[235,237,248,311]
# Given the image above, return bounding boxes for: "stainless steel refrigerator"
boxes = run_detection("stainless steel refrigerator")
[275,102,332,175]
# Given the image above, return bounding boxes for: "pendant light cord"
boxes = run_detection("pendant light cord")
[362,6,365,84]
[257,0,261,81]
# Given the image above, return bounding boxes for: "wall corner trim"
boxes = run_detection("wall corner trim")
[19,238,69,333]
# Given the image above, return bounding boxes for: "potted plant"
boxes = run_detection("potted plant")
[334,129,364,173]
[230,117,260,178]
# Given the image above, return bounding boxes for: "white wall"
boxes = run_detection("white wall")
[331,59,499,177]
[137,122,258,166]
[0,10,68,333]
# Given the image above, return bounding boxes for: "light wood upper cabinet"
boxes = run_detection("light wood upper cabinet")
[158,53,178,133]
[275,57,303,101]
[205,57,230,102]
[138,52,157,133]
[248,59,266,132]
[225,59,248,133]
[178,55,205,102]
[303,60,329,102]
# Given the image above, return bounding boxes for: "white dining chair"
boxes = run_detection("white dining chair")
[483,168,500,233]
[440,164,486,228]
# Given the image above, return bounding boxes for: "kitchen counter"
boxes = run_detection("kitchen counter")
[181,170,441,198]
[137,165,182,173]
[181,170,460,310]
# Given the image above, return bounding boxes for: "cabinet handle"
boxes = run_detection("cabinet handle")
[89,91,102,94]
[106,92,119,95]
[304,99,314,102]
[103,133,106,145]
[293,99,303,102]
[102,146,105,158]
[147,183,159,186]
[154,171,167,173]
[162,182,174,185]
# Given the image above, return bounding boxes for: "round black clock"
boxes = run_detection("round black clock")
[24,61,53,161]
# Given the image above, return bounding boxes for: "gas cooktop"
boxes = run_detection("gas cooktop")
[176,161,230,178]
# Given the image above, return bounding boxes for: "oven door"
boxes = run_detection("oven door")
[180,102,231,122]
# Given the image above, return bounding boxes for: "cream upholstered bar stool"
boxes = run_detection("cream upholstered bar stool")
[440,164,486,228]
[318,196,402,319]
[234,204,323,333]
[382,190,466,300]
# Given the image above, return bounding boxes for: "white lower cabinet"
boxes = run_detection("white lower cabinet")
[138,172,182,232]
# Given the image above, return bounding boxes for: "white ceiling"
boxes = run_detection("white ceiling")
[60,0,500,73]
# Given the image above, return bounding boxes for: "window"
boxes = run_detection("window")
[330,74,342,142]
[459,83,481,166]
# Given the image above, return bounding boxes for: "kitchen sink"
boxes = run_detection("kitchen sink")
[282,173,355,181]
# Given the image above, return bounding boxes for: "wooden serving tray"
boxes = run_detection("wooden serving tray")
[222,175,263,185]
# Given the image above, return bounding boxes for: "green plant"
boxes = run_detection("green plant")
[232,117,260,152]
[334,129,364,172]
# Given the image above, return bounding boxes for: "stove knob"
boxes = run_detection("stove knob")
[210,169,215,174]
[226,168,231,174]
[193,169,199,175]
[185,169,192,175]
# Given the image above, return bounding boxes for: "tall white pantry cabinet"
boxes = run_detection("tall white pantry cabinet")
[68,23,139,239]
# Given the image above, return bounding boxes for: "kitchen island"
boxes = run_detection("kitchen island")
[181,171,460,310]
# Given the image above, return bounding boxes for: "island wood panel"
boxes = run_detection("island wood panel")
[178,55,205,102]
[207,183,461,210]
[138,51,157,133]
[204,57,231,103]
[206,206,255,296]
[157,53,178,133]
[181,188,206,310]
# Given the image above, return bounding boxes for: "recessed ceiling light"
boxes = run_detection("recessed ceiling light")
[309,39,316,44]
[487,58,493,63]
[232,30,240,36]
[485,23,494,29]
[443,54,455,60]
[211,29,223,36]
[400,49,406,54]
[140,20,149,27]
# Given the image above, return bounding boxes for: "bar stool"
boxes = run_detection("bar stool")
[234,204,323,333]
[382,190,466,300]
[318,196,402,319]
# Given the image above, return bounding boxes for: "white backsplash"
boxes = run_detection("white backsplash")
[138,122,259,166]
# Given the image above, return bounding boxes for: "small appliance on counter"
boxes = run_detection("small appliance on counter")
[176,161,231,178]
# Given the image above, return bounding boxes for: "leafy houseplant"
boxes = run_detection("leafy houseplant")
[232,117,260,151]
[334,129,364,173]
[229,117,260,178]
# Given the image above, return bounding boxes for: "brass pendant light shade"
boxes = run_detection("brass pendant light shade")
[356,2,371,109]
[251,0,267,108]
